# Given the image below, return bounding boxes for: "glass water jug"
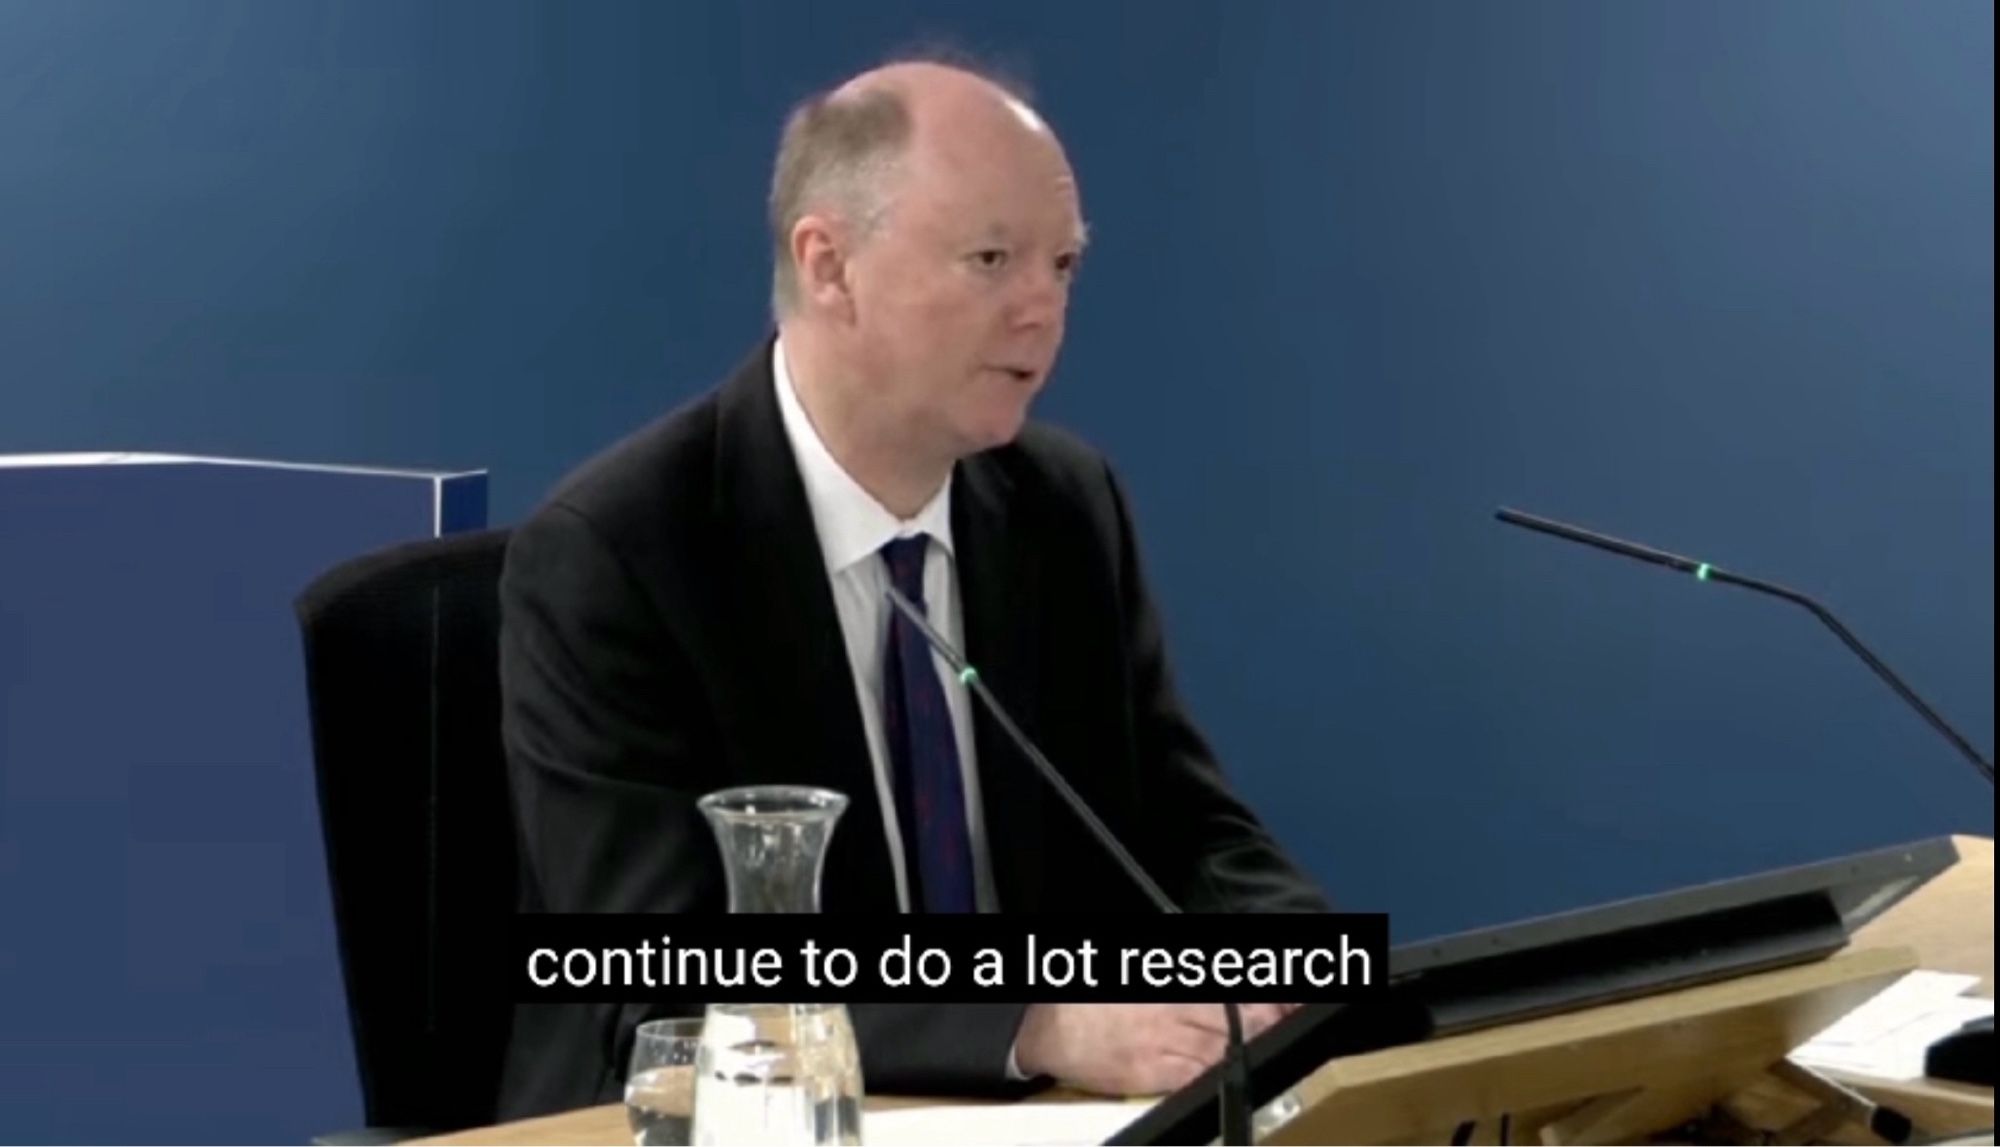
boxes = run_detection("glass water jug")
[690,786,864,1146]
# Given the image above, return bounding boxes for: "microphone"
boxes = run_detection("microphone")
[882,584,1257,1147]
[1494,506,1993,785]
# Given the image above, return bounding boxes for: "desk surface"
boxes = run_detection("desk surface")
[415,836,1993,1147]
[1823,835,1992,1138]
[1852,835,1992,993]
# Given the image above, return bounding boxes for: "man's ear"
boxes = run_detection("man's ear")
[791,214,857,322]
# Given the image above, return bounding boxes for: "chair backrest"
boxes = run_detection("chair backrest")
[295,528,516,1132]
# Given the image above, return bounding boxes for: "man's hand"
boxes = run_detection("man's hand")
[1013,1003,1294,1097]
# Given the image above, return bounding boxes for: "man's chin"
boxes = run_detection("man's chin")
[957,408,1032,455]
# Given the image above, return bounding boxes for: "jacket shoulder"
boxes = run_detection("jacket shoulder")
[525,390,721,544]
[987,419,1122,523]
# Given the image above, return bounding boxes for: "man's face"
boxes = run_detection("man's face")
[842,110,1086,460]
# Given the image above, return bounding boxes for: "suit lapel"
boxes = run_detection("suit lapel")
[711,342,898,913]
[952,452,1051,913]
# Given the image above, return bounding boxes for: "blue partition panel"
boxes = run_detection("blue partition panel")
[0,455,488,1144]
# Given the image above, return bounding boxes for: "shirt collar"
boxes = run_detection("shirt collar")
[772,336,955,577]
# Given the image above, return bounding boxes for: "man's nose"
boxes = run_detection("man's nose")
[1009,265,1068,330]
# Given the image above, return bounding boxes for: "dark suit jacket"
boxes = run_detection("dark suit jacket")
[496,339,1328,1119]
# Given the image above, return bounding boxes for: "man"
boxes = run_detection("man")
[497,59,1328,1120]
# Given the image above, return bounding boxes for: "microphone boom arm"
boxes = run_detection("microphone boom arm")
[1496,506,1994,785]
[882,582,1256,1145]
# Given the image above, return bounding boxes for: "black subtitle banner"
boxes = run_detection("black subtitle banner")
[510,914,1388,1003]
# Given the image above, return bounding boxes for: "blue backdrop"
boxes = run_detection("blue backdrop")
[0,0,1991,1130]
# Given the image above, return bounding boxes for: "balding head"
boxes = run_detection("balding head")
[767,57,1085,501]
[767,61,1059,317]
[838,60,1054,146]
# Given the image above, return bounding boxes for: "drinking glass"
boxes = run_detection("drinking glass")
[625,1017,704,1146]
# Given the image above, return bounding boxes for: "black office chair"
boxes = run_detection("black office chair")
[295,528,517,1140]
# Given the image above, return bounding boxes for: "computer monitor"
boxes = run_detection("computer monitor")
[1108,835,1957,1146]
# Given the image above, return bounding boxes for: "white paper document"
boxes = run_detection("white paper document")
[866,1100,1155,1147]
[1791,969,1993,1081]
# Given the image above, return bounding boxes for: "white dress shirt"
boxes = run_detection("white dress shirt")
[771,339,1000,914]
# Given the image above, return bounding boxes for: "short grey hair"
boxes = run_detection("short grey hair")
[766,56,1036,318]
[766,86,914,318]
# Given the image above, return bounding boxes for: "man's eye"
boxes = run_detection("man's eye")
[971,249,1010,270]
[1055,252,1081,278]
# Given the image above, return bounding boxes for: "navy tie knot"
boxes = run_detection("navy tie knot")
[880,535,928,605]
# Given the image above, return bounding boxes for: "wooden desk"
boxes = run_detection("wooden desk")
[410,1092,987,1147]
[1852,835,1993,993]
[416,837,1993,1146]
[1771,834,1993,1139]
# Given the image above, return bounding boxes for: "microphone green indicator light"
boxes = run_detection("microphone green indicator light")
[1695,563,1712,582]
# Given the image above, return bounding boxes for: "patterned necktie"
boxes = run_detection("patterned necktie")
[879,535,976,913]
